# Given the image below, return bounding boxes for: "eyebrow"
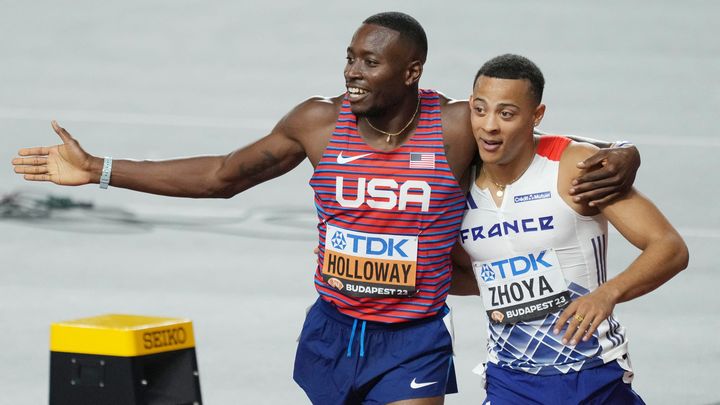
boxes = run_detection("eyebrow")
[472,98,520,109]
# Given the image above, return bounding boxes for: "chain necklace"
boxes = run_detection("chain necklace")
[482,157,534,198]
[365,98,421,143]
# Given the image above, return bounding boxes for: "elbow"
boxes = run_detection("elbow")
[212,185,241,199]
[666,233,689,274]
[202,176,244,199]
[676,238,690,272]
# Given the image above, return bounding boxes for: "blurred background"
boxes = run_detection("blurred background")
[1,1,718,403]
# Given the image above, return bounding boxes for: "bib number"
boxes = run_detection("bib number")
[474,248,570,324]
[322,224,418,298]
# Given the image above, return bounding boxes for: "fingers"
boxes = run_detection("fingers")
[586,192,621,207]
[554,300,599,345]
[14,164,48,175]
[557,311,594,346]
[576,148,609,169]
[553,303,577,335]
[18,146,52,156]
[23,174,52,182]
[572,162,620,185]
[565,314,597,345]
[571,186,619,207]
[51,120,73,144]
[12,156,48,166]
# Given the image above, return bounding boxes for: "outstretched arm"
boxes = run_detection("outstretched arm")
[12,98,335,198]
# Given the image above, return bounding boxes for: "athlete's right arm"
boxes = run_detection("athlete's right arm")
[449,241,480,296]
[12,98,338,198]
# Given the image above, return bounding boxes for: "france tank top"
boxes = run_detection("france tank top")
[460,135,628,375]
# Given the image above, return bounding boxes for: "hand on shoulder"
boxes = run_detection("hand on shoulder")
[559,141,602,215]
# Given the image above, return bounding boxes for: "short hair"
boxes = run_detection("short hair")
[473,54,545,104]
[363,12,428,63]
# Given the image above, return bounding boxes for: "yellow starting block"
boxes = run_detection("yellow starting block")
[49,314,202,405]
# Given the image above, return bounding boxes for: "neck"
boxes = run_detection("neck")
[362,91,420,135]
[484,136,537,185]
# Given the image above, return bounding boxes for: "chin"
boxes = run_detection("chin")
[351,103,383,119]
[478,149,501,165]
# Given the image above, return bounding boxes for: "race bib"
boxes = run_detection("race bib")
[473,248,570,324]
[322,224,418,298]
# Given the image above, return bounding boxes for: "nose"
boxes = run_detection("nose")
[481,114,500,135]
[344,60,362,81]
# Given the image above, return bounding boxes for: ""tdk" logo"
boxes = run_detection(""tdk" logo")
[488,251,552,279]
[331,231,347,250]
[331,230,409,257]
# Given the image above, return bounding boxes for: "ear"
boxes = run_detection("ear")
[533,103,546,127]
[405,60,423,86]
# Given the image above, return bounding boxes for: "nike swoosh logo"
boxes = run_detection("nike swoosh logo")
[410,378,438,389]
[336,151,372,164]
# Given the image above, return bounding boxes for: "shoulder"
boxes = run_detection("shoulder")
[275,94,343,144]
[264,94,343,166]
[437,91,469,115]
[557,140,601,215]
[560,140,600,169]
[281,95,342,131]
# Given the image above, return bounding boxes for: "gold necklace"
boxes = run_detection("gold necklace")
[365,98,421,143]
[482,159,533,198]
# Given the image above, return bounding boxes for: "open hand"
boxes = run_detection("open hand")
[553,286,618,346]
[12,121,98,186]
[570,145,640,206]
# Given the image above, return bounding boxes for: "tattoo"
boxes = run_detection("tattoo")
[239,150,280,179]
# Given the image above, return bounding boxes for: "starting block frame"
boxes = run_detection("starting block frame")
[49,314,202,405]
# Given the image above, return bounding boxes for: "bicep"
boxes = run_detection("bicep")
[600,189,676,250]
[215,128,307,196]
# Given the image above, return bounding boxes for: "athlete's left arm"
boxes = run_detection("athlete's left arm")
[539,131,641,207]
[553,148,688,346]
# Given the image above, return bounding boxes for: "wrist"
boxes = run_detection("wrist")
[597,281,623,304]
[87,156,105,184]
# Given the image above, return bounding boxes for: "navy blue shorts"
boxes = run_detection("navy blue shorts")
[293,298,457,405]
[482,359,645,405]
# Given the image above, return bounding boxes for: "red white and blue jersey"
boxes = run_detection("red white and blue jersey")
[309,89,466,323]
[460,136,628,375]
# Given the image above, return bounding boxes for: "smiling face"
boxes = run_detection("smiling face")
[344,23,421,118]
[470,75,546,167]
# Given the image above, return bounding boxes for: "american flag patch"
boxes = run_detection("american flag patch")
[409,152,435,169]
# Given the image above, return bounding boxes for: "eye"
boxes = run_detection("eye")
[500,110,514,119]
[346,56,355,64]
[473,106,486,115]
[365,59,379,67]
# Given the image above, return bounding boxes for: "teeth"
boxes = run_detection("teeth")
[348,87,368,95]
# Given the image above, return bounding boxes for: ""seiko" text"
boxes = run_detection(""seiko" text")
[142,327,187,350]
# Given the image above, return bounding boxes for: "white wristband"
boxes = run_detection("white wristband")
[99,157,112,189]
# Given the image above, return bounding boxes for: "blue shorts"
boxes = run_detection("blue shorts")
[482,358,645,405]
[293,298,457,405]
